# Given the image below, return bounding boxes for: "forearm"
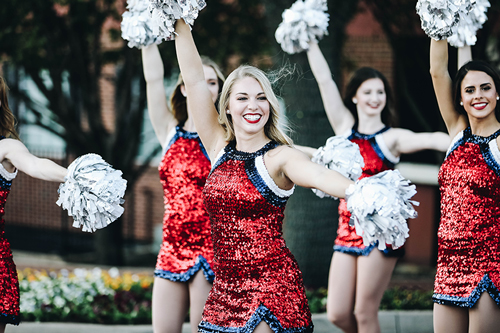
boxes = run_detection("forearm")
[141,44,164,83]
[174,20,205,87]
[458,46,472,69]
[307,42,333,85]
[429,39,450,79]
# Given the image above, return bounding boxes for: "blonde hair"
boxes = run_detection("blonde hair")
[218,65,293,146]
[0,77,20,140]
[170,56,225,124]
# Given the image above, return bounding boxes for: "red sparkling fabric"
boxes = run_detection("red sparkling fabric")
[155,136,214,277]
[201,155,312,329]
[334,136,392,250]
[435,141,500,299]
[0,186,20,324]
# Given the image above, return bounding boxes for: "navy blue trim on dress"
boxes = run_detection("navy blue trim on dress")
[0,312,20,325]
[210,141,279,176]
[334,243,405,258]
[164,124,210,161]
[245,158,288,207]
[446,127,500,177]
[154,255,215,283]
[198,303,314,333]
[432,274,500,308]
[348,126,396,169]
[0,136,13,191]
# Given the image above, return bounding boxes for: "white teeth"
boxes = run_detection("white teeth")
[244,114,261,121]
[474,103,487,108]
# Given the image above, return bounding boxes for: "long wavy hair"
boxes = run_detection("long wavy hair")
[170,56,225,124]
[218,65,293,146]
[453,60,500,121]
[0,77,20,140]
[343,67,397,127]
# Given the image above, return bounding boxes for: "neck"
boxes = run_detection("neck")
[234,130,270,152]
[468,115,500,137]
[356,113,385,134]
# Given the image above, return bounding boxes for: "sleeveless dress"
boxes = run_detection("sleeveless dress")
[198,141,313,333]
[0,137,20,325]
[333,126,404,257]
[432,127,500,308]
[154,125,214,282]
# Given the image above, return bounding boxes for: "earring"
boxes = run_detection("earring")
[460,101,463,106]
[226,110,230,114]
[352,98,358,104]
[497,96,499,100]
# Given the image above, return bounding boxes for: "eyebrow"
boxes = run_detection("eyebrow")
[464,83,492,89]
[235,92,265,95]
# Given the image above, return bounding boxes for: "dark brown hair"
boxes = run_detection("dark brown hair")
[0,77,20,140]
[343,67,396,126]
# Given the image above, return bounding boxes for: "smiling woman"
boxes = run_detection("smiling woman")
[429,39,500,333]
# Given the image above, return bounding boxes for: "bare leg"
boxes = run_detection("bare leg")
[188,271,212,333]
[354,250,397,333]
[152,277,190,333]
[433,303,468,333]
[254,321,274,333]
[469,293,500,333]
[326,252,358,333]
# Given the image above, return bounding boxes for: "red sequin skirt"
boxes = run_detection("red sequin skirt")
[0,257,20,325]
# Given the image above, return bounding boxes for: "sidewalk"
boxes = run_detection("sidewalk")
[6,312,433,333]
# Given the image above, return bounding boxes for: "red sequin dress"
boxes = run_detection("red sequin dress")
[334,126,404,257]
[198,141,313,333]
[154,125,214,282]
[433,127,500,307]
[0,137,20,325]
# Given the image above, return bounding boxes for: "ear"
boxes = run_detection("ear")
[180,85,187,97]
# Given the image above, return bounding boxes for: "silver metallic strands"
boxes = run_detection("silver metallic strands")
[275,0,329,54]
[311,136,364,199]
[57,154,127,232]
[448,0,489,47]
[121,0,165,48]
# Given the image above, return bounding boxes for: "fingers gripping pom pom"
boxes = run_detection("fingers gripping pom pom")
[122,0,166,48]
[416,0,476,41]
[345,170,419,250]
[311,136,364,199]
[56,154,128,233]
[448,0,490,47]
[148,0,206,41]
[275,0,329,54]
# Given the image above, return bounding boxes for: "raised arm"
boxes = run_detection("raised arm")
[141,44,175,148]
[389,128,450,155]
[307,41,354,135]
[0,139,66,182]
[458,46,472,69]
[174,20,226,159]
[429,39,468,137]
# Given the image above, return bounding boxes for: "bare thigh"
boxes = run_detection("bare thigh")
[152,277,190,333]
[433,303,468,333]
[327,252,357,319]
[188,271,212,333]
[469,292,500,333]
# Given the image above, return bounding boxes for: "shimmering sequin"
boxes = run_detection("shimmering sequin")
[0,136,20,325]
[433,127,500,307]
[200,141,313,332]
[334,127,405,257]
[154,126,214,282]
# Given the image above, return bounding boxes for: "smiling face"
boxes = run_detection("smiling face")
[460,70,499,120]
[353,78,387,117]
[227,76,270,136]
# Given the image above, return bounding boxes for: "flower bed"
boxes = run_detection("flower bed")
[18,268,153,324]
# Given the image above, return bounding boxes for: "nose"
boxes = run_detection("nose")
[248,98,258,110]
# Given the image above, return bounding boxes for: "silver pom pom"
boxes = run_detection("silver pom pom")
[448,0,490,47]
[148,0,206,41]
[56,154,127,233]
[275,0,329,54]
[311,136,364,199]
[121,0,165,48]
[416,0,476,41]
[345,170,419,250]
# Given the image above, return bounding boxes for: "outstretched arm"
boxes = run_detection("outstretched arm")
[0,139,66,182]
[458,46,472,69]
[141,44,175,148]
[429,39,468,137]
[307,41,354,135]
[390,128,450,154]
[174,20,226,159]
